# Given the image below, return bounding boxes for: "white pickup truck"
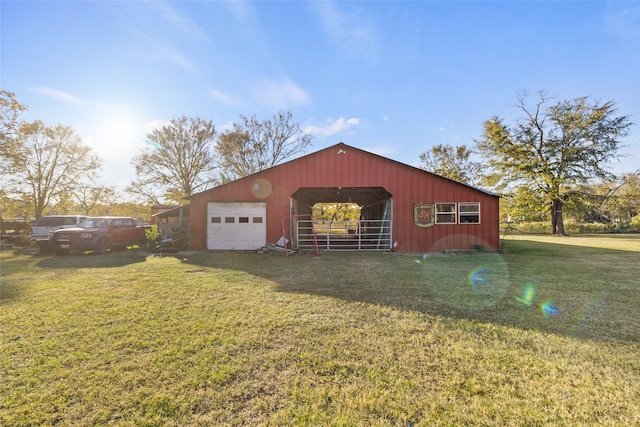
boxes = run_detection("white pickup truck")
[30,215,87,253]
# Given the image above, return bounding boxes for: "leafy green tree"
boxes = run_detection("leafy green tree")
[566,182,616,224]
[103,202,150,220]
[0,120,101,219]
[476,92,632,235]
[216,110,312,180]
[75,184,118,215]
[0,91,28,183]
[0,189,31,220]
[500,186,548,223]
[128,116,218,204]
[549,171,640,232]
[312,203,362,221]
[49,191,77,215]
[0,90,27,142]
[618,171,640,221]
[586,172,640,226]
[418,143,483,186]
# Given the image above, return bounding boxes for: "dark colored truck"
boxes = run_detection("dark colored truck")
[51,216,147,255]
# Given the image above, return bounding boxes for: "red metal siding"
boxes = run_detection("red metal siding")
[188,143,500,253]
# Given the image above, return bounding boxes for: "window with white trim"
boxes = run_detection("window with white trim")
[435,203,456,224]
[459,202,480,223]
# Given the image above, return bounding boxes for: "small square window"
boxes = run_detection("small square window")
[211,217,221,223]
[435,203,457,224]
[253,217,263,224]
[459,203,480,224]
[239,217,249,223]
[225,217,235,223]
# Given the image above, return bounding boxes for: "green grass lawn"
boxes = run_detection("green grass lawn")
[1,235,639,426]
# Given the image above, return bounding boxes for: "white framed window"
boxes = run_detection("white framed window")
[435,203,456,224]
[459,202,480,224]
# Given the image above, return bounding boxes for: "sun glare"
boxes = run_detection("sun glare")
[83,106,148,162]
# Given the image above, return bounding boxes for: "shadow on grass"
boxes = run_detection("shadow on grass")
[1,247,149,305]
[34,248,148,269]
[176,240,640,345]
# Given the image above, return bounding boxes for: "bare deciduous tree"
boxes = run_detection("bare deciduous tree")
[127,116,218,204]
[216,110,312,180]
[1,120,101,219]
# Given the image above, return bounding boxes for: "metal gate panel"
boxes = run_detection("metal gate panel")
[296,219,392,251]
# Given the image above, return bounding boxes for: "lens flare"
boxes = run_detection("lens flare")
[514,282,536,306]
[468,267,492,291]
[251,178,272,199]
[540,300,562,318]
[424,237,509,311]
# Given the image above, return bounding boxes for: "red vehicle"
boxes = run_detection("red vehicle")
[51,217,147,255]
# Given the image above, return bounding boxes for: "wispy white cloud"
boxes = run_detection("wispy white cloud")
[111,1,205,43]
[305,117,361,136]
[155,44,196,72]
[110,2,201,72]
[223,0,256,24]
[156,1,207,41]
[311,1,378,60]
[30,87,83,104]
[253,78,312,109]
[436,118,456,133]
[604,5,640,40]
[209,88,246,107]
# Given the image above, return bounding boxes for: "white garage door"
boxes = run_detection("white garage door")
[207,202,267,250]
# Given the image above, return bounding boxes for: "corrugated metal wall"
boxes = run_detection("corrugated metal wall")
[188,143,500,253]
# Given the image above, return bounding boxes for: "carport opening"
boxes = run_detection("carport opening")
[290,187,393,250]
[313,202,361,221]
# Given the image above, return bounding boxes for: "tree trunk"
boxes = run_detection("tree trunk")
[34,198,45,220]
[551,198,567,235]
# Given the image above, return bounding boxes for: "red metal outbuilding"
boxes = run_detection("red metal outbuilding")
[187,142,500,253]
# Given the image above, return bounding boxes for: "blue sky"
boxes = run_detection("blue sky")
[2,1,639,195]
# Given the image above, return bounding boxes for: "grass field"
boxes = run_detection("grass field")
[1,235,639,426]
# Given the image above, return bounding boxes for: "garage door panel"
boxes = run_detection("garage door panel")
[207,202,266,250]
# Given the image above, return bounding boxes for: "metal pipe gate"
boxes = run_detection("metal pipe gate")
[295,219,392,251]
